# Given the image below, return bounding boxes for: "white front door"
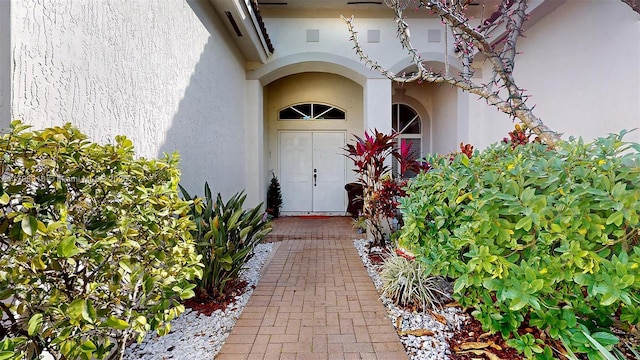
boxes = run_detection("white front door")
[279,131,346,213]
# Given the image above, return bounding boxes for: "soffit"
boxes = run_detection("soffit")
[209,0,274,63]
[257,0,502,18]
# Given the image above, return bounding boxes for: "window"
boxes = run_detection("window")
[392,103,421,178]
[278,103,345,120]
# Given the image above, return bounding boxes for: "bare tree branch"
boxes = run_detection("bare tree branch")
[342,0,561,147]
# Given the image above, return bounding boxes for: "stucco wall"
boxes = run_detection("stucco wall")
[10,0,248,199]
[431,84,459,155]
[259,13,481,156]
[0,1,9,131]
[470,0,640,149]
[263,16,451,73]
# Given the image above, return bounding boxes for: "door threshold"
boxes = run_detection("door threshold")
[280,212,346,217]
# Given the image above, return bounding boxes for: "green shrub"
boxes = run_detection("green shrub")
[0,121,202,360]
[181,183,271,298]
[379,253,451,310]
[397,131,640,356]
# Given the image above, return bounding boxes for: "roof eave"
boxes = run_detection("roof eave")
[210,0,274,64]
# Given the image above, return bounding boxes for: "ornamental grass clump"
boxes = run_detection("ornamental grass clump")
[397,130,640,358]
[0,120,203,360]
[379,253,451,311]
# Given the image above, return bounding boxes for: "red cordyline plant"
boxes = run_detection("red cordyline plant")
[344,130,426,247]
[398,139,431,175]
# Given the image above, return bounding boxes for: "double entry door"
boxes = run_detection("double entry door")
[279,131,346,213]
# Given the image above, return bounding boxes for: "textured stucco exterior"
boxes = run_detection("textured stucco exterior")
[6,0,640,209]
[262,2,639,152]
[469,0,640,149]
[9,0,248,199]
[0,1,9,130]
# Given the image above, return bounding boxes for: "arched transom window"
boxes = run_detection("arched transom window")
[279,103,346,120]
[392,103,422,177]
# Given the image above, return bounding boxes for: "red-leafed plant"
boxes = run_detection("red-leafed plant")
[397,139,431,175]
[344,130,426,247]
[503,123,541,148]
[447,142,475,162]
[459,142,474,158]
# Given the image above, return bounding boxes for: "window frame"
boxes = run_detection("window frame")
[278,103,346,121]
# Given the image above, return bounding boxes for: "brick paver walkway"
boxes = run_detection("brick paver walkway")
[216,217,407,360]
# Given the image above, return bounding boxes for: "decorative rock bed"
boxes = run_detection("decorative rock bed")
[124,240,467,359]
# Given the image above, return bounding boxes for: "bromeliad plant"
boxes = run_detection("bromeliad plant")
[398,130,640,358]
[181,184,271,299]
[0,121,202,360]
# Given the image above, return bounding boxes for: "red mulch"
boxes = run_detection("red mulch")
[447,314,524,359]
[183,280,253,316]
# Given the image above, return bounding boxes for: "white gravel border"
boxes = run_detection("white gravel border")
[124,239,467,359]
[123,243,274,360]
[353,239,468,360]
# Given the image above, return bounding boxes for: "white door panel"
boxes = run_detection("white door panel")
[280,132,313,211]
[279,131,345,213]
[313,132,346,212]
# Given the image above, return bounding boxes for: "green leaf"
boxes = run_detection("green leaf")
[67,299,85,321]
[21,216,38,236]
[219,254,233,264]
[605,211,624,226]
[455,193,472,204]
[591,332,619,346]
[583,332,618,359]
[27,313,43,336]
[0,351,18,360]
[57,236,79,258]
[515,216,533,231]
[453,275,467,293]
[0,193,9,205]
[84,299,96,323]
[529,279,544,292]
[521,188,536,203]
[119,261,132,273]
[600,292,619,307]
[509,297,528,311]
[80,339,97,353]
[179,288,195,300]
[610,182,626,198]
[105,316,130,330]
[31,255,46,270]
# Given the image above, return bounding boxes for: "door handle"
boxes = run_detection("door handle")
[313,169,317,186]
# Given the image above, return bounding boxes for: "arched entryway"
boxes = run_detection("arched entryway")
[264,72,364,215]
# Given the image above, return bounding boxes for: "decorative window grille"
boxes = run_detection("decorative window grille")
[392,103,422,178]
[278,103,346,120]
